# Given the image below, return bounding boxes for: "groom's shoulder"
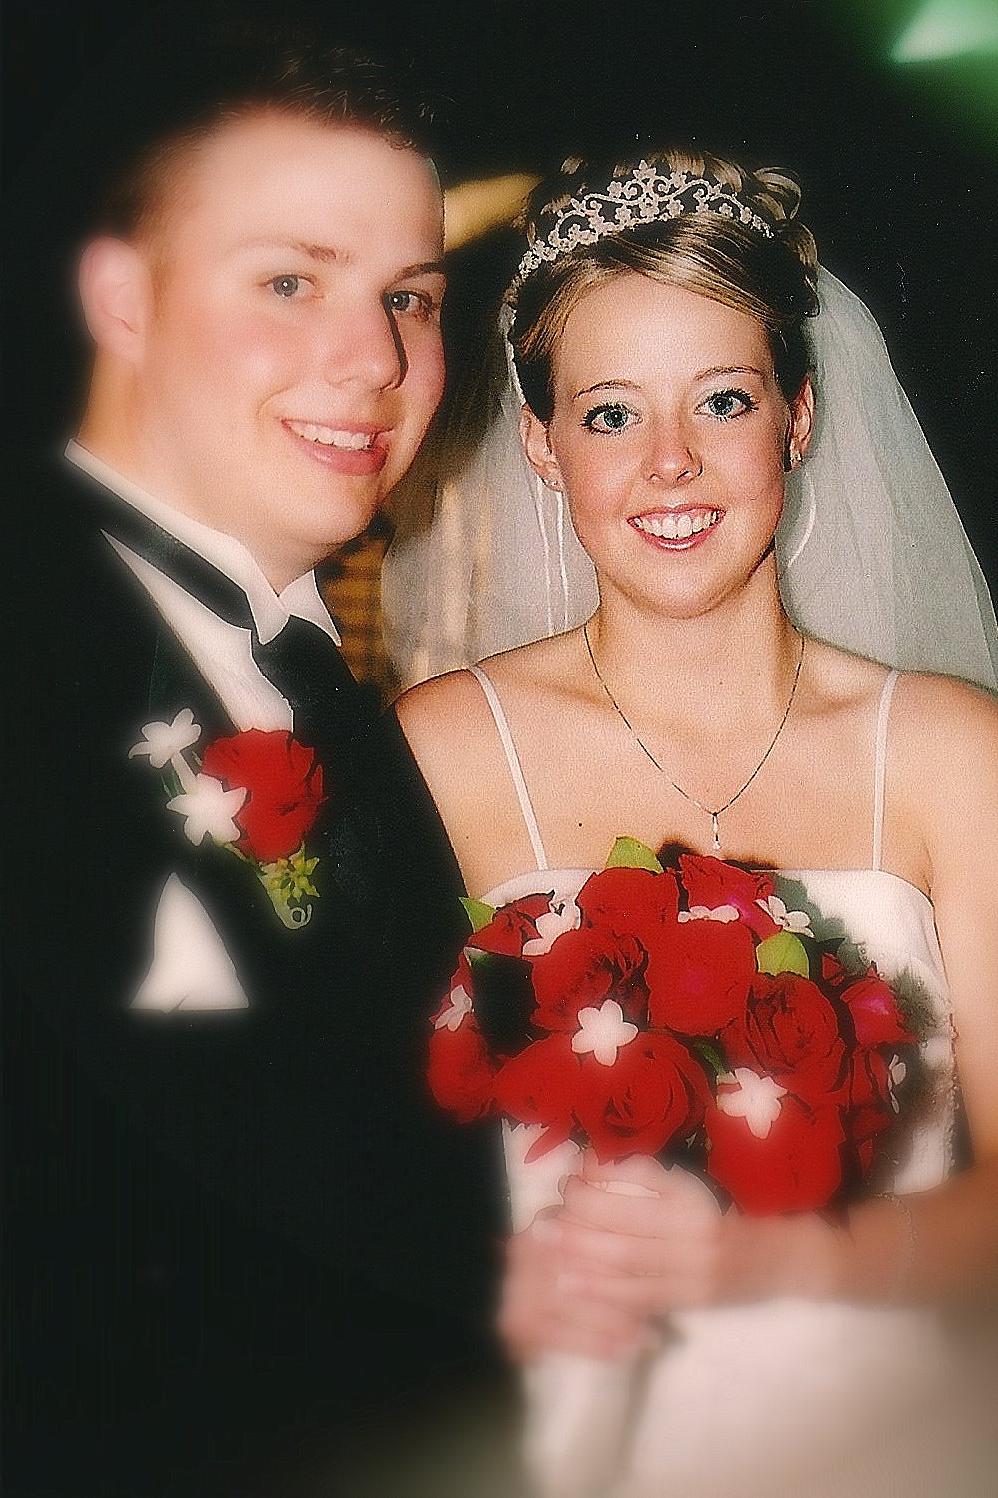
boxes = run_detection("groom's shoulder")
[9,454,158,718]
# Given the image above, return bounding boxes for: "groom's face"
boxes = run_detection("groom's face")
[127,113,446,578]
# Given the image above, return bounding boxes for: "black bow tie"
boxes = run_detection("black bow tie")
[77,471,363,745]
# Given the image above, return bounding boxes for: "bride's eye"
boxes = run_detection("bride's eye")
[698,388,756,421]
[582,402,639,434]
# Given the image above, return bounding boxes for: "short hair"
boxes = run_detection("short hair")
[96,36,439,241]
[510,149,819,422]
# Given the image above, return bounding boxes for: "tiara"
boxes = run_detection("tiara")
[510,162,774,297]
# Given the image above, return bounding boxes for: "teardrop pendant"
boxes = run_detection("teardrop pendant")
[711,812,721,854]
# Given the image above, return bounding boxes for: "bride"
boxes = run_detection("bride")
[392,151,998,1495]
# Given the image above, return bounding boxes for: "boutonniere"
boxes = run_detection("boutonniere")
[130,709,325,929]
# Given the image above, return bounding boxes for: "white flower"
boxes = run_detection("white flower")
[758,894,814,938]
[888,1054,907,1112]
[716,1068,788,1139]
[678,903,740,924]
[435,983,474,1032]
[166,775,246,846]
[522,899,582,957]
[129,708,201,768]
[571,999,639,1067]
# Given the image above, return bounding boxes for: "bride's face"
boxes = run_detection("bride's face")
[522,272,813,620]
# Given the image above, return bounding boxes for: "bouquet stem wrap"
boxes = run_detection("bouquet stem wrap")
[503,1122,657,1498]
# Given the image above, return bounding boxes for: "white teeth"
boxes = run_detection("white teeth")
[288,421,375,450]
[633,510,720,540]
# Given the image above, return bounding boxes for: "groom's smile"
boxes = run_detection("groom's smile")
[81,112,446,588]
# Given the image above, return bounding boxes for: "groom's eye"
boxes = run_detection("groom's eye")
[269,275,304,299]
[385,289,437,322]
[582,402,639,434]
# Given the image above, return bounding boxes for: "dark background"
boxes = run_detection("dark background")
[4,0,996,581]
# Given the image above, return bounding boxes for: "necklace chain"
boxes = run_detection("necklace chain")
[583,622,806,854]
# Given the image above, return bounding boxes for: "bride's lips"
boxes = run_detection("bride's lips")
[628,505,724,551]
[281,418,390,475]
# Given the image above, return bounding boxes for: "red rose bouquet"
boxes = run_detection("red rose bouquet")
[429,839,916,1497]
[130,709,325,928]
[430,838,914,1214]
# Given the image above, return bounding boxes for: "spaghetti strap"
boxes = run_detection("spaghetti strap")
[467,665,550,871]
[872,669,900,871]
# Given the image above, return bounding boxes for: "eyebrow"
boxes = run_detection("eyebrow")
[234,238,446,279]
[572,366,765,400]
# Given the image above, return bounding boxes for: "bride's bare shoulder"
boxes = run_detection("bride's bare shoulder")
[396,633,580,732]
[810,639,998,829]
[888,666,998,783]
[807,638,996,729]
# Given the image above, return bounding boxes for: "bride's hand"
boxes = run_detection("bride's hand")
[548,1153,844,1313]
[499,1206,654,1363]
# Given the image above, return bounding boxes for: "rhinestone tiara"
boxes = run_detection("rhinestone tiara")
[509,162,774,299]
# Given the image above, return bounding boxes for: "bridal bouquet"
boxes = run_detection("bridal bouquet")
[429,839,914,1213]
[428,840,915,1498]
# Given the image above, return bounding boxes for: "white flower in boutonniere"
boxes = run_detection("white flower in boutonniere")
[131,713,327,930]
[129,708,201,785]
[716,1067,787,1139]
[756,894,814,938]
[167,775,247,845]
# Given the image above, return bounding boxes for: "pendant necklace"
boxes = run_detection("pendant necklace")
[583,622,806,855]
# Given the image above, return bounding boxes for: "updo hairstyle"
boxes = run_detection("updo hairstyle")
[510,149,819,423]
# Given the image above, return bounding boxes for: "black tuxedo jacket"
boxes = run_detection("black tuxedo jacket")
[4,459,509,1496]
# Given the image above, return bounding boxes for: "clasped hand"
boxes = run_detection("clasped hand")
[499,1152,840,1362]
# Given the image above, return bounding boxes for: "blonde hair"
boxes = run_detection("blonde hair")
[511,149,819,421]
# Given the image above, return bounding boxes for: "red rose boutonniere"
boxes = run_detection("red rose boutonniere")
[130,709,325,928]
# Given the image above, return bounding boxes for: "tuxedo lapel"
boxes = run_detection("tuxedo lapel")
[147,617,238,745]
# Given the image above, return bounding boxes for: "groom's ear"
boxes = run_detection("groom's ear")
[520,406,565,492]
[78,237,152,363]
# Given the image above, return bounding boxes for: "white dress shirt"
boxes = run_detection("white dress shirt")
[65,440,344,1011]
[66,440,340,733]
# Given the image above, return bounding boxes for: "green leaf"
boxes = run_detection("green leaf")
[604,837,664,874]
[756,931,810,978]
[460,897,496,933]
[692,1038,727,1077]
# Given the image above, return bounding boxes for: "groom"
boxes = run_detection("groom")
[6,40,504,1498]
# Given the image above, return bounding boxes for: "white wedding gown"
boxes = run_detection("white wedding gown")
[470,665,997,1498]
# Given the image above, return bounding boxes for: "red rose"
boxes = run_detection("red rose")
[678,854,780,938]
[845,1048,899,1173]
[427,1017,496,1123]
[722,972,847,1102]
[575,1032,708,1163]
[706,1090,845,1213]
[531,926,648,1032]
[577,866,679,942]
[469,894,553,957]
[201,729,324,862]
[821,954,914,1050]
[646,917,757,1036]
[493,1035,580,1157]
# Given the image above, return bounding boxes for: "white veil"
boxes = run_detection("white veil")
[383,266,998,693]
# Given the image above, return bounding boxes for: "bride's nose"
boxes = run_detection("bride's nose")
[643,416,703,486]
